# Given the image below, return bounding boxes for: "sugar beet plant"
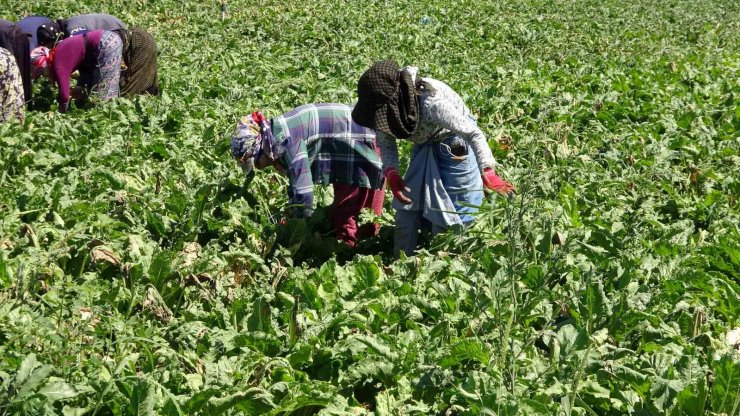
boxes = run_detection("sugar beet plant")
[0,0,738,414]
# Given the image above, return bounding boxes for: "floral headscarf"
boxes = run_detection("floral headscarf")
[229,111,282,175]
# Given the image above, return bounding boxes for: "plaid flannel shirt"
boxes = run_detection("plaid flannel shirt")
[270,103,384,216]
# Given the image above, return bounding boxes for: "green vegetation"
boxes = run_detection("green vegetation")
[1,0,738,414]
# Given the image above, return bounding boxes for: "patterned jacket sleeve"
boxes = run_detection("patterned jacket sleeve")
[424,95,496,171]
[376,130,400,172]
[283,136,314,217]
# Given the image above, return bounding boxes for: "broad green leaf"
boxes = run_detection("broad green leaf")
[438,339,490,368]
[15,354,53,399]
[14,353,38,386]
[233,331,281,355]
[246,294,275,334]
[148,250,175,286]
[38,378,77,401]
[209,388,275,414]
[711,355,740,414]
[675,379,707,416]
[130,379,156,416]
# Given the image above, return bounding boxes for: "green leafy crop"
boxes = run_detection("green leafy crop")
[0,0,738,414]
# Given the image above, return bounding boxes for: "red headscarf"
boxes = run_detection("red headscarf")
[30,46,55,81]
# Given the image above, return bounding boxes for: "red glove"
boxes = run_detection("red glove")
[482,168,515,196]
[385,168,412,204]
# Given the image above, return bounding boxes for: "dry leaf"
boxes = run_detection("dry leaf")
[79,307,93,321]
[87,239,106,248]
[142,286,173,322]
[190,272,212,283]
[180,242,202,268]
[498,133,513,151]
[91,246,121,267]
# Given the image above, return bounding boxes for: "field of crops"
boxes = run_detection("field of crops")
[1,0,738,414]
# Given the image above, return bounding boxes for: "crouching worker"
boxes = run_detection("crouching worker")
[118,28,159,96]
[0,47,24,122]
[230,103,386,247]
[353,60,516,257]
[31,29,122,112]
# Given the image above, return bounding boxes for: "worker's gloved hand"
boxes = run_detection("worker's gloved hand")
[481,168,515,196]
[58,101,69,113]
[385,168,412,204]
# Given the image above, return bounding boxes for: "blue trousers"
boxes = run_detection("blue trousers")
[395,135,483,257]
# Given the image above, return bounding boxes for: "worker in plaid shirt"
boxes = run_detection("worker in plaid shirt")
[230,103,386,247]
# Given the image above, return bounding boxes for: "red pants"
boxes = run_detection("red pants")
[331,182,385,247]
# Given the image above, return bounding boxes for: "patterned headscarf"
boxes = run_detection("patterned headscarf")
[230,111,283,176]
[30,46,52,79]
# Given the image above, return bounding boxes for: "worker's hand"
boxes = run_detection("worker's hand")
[481,168,515,196]
[70,87,86,101]
[58,101,69,114]
[279,207,312,223]
[385,168,412,204]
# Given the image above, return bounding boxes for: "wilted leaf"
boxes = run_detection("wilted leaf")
[142,286,173,322]
[91,246,121,267]
[179,242,202,268]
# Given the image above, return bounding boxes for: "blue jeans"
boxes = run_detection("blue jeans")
[432,135,484,223]
[395,135,483,257]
